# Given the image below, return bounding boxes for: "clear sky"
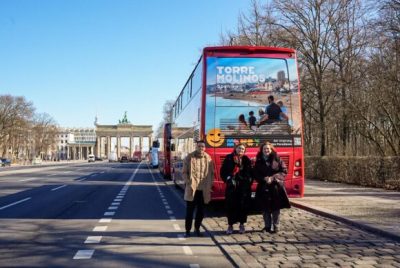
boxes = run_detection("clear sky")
[0,0,250,132]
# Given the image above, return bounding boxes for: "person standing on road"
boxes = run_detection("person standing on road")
[183,140,214,237]
[220,143,253,234]
[253,142,290,233]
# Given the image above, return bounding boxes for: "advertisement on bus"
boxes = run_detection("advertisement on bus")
[205,57,302,148]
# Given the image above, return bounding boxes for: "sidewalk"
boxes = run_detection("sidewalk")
[203,179,400,267]
[290,179,400,242]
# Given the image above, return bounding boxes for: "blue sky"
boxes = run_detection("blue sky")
[0,0,251,132]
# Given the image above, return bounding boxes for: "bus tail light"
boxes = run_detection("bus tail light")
[295,160,301,167]
[294,170,301,177]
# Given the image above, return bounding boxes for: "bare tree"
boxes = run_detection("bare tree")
[155,100,175,139]
[31,113,58,159]
[0,95,34,157]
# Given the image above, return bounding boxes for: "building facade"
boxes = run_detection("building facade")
[56,128,96,160]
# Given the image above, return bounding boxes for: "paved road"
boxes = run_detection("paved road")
[1,162,400,267]
[0,162,232,267]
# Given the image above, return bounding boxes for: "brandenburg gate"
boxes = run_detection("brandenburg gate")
[94,113,153,160]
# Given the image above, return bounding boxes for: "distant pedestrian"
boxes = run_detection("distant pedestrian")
[182,140,215,237]
[253,142,290,233]
[220,143,253,234]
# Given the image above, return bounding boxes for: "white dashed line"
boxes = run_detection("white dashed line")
[108,206,118,210]
[173,224,181,231]
[104,211,115,216]
[165,205,170,209]
[99,218,112,223]
[51,185,67,191]
[84,236,102,244]
[0,197,31,210]
[114,199,122,202]
[182,246,193,255]
[93,226,108,232]
[167,210,173,214]
[177,234,186,241]
[169,216,176,221]
[189,264,200,268]
[19,177,37,182]
[111,202,120,206]
[73,250,94,259]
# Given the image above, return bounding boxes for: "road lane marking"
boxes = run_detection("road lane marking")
[169,216,176,221]
[182,246,193,255]
[177,234,186,241]
[93,226,108,232]
[0,197,31,210]
[108,206,118,210]
[84,236,102,244]
[73,250,94,259]
[173,224,181,231]
[190,264,200,268]
[19,177,38,182]
[167,210,173,214]
[165,205,170,209]
[51,185,67,191]
[111,202,120,206]
[104,212,115,216]
[99,218,112,223]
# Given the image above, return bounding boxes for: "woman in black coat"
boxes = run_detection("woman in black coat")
[220,143,253,234]
[253,142,290,233]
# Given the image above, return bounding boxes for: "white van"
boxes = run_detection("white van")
[88,154,95,162]
[150,147,159,168]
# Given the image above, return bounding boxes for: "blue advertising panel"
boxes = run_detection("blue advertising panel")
[205,57,302,148]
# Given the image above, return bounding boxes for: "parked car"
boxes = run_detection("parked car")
[120,156,129,163]
[0,158,11,167]
[88,154,95,162]
[32,158,42,165]
[94,156,103,161]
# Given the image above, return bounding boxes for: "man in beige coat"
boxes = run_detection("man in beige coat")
[183,140,214,237]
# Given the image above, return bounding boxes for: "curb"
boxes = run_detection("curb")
[290,200,400,243]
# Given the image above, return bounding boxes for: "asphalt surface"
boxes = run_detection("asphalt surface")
[0,162,232,267]
[1,162,399,267]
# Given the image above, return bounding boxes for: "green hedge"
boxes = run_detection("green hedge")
[305,156,400,190]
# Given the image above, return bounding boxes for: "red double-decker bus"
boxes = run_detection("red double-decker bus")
[160,46,304,200]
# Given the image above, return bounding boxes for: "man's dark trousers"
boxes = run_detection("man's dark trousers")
[185,190,204,232]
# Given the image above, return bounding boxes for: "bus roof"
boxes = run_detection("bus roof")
[203,46,296,55]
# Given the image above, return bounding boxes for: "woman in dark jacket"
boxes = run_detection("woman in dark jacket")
[254,142,290,233]
[220,143,253,234]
